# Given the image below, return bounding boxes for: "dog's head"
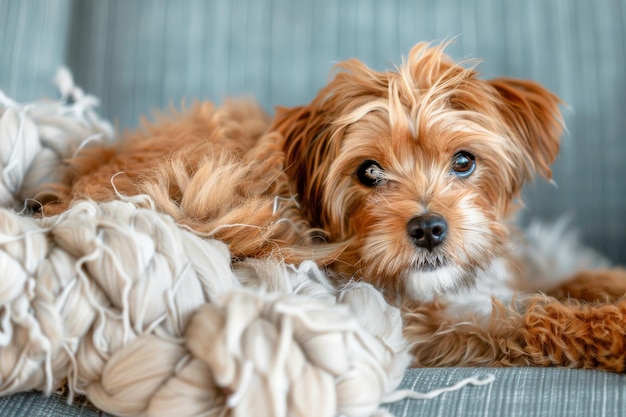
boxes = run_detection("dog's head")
[272,43,563,299]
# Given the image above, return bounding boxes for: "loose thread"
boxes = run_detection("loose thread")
[381,374,495,403]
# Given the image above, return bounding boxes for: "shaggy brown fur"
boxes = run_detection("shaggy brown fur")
[41,101,336,262]
[39,42,626,372]
[404,269,626,372]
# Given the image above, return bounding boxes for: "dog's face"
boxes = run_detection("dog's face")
[273,43,563,300]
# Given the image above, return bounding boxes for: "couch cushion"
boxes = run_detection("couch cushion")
[3,367,624,417]
[386,367,626,417]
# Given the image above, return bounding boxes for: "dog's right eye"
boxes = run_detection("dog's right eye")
[356,160,386,187]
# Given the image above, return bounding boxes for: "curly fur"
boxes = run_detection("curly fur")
[403,269,626,372]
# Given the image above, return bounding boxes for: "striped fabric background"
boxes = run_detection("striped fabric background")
[0,367,624,417]
[1,0,625,262]
[386,367,626,417]
[0,2,626,416]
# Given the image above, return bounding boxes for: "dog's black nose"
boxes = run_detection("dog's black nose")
[406,214,448,251]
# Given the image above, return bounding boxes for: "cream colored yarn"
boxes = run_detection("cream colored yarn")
[0,75,411,416]
[0,68,113,209]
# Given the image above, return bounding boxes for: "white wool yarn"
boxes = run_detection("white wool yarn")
[0,73,412,417]
[0,199,410,417]
[0,68,113,209]
[233,260,410,416]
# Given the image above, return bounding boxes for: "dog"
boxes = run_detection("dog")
[40,42,626,370]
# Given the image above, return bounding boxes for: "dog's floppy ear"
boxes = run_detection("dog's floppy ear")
[272,101,338,227]
[272,63,388,228]
[488,78,564,180]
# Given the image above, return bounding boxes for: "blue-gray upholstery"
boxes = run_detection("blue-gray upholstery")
[387,367,626,417]
[1,0,625,416]
[2,367,626,417]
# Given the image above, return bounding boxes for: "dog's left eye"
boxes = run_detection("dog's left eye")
[356,160,386,186]
[451,151,476,177]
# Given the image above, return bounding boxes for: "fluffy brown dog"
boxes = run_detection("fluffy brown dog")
[41,42,626,371]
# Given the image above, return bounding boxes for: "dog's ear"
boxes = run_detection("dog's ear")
[272,63,388,228]
[488,78,564,180]
[272,101,338,227]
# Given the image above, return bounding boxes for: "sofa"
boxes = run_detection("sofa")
[0,0,624,416]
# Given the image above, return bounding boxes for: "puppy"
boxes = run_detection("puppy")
[40,42,626,369]
[274,43,562,301]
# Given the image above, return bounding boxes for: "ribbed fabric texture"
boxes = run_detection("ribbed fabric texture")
[0,0,73,101]
[0,392,106,417]
[386,367,626,417]
[1,367,624,417]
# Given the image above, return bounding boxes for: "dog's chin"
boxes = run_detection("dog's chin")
[413,257,448,272]
[401,262,476,302]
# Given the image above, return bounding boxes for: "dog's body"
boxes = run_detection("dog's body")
[41,43,626,370]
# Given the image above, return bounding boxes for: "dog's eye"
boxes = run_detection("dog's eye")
[451,151,476,177]
[356,160,386,186]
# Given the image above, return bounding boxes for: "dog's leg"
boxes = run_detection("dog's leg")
[402,300,531,368]
[404,269,626,372]
[513,268,626,372]
[520,291,626,372]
